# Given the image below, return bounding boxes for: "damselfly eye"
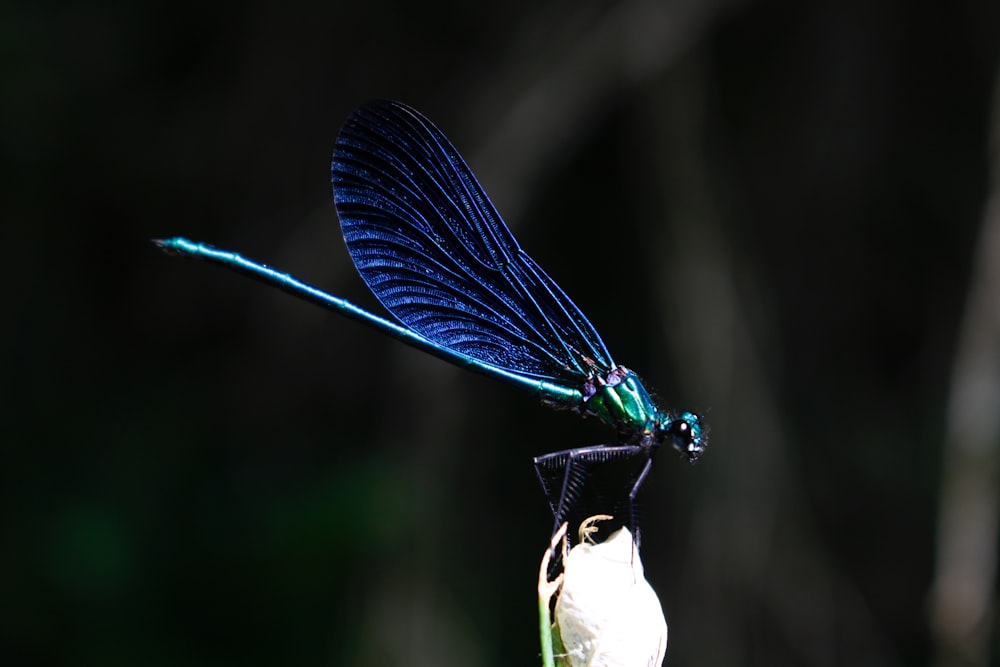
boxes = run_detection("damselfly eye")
[668,420,692,447]
[668,412,707,462]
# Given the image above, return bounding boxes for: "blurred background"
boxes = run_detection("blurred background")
[4,0,1000,665]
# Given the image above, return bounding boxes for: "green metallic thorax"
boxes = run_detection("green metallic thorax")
[583,368,660,438]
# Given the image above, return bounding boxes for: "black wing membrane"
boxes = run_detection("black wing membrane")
[332,100,614,383]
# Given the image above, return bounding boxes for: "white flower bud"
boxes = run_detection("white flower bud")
[554,528,667,667]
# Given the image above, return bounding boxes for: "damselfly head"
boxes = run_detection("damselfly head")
[665,411,707,463]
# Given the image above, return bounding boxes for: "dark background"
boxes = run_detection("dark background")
[5,1,1000,665]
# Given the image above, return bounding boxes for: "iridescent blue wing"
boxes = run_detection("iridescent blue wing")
[332,100,614,384]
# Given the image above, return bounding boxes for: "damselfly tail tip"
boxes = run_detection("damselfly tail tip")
[152,237,192,257]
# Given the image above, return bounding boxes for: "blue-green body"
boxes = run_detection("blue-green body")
[155,238,580,407]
